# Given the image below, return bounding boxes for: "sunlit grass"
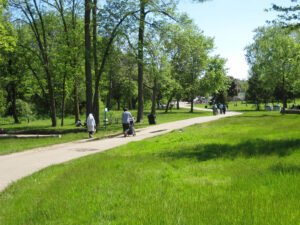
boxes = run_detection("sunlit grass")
[0,111,299,224]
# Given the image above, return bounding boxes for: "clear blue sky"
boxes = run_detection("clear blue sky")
[178,0,292,80]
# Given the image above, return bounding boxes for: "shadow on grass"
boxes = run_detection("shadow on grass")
[236,114,281,118]
[160,139,300,161]
[3,126,86,134]
[143,110,207,115]
[270,163,300,174]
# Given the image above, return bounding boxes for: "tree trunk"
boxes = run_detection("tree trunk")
[60,64,67,126]
[132,97,137,109]
[128,99,133,110]
[151,77,157,115]
[10,82,20,124]
[92,7,136,124]
[136,0,146,122]
[71,0,80,123]
[165,94,174,113]
[190,96,194,113]
[74,82,80,123]
[85,0,93,118]
[92,0,100,125]
[46,70,57,127]
[282,75,287,110]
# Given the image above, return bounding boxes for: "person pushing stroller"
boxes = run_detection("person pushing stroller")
[122,108,135,137]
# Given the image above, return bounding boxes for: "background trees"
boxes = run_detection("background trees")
[243,1,300,109]
[0,0,230,126]
[0,0,16,62]
[245,26,300,108]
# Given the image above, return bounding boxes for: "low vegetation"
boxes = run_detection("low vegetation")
[0,111,299,224]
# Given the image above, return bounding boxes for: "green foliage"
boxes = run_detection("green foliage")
[227,76,239,97]
[0,112,299,224]
[0,0,217,125]
[245,26,300,106]
[0,0,16,63]
[200,55,229,95]
[168,23,214,99]
[7,99,34,121]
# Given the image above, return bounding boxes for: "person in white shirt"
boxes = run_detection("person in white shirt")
[86,113,96,138]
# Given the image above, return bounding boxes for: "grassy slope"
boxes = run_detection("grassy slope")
[0,109,210,155]
[0,112,299,225]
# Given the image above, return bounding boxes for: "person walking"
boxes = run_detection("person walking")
[219,103,223,114]
[223,104,227,114]
[86,113,96,138]
[122,108,133,137]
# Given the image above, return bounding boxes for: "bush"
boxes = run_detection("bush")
[7,99,35,122]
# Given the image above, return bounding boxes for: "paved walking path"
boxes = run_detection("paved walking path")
[0,110,241,192]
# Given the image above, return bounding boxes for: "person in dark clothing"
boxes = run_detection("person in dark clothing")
[223,104,227,114]
[122,108,133,137]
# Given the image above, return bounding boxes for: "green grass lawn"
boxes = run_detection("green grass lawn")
[0,111,299,224]
[0,109,211,155]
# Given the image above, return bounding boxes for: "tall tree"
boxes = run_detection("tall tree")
[136,0,146,122]
[130,0,177,122]
[92,1,139,125]
[10,0,58,126]
[171,24,214,112]
[43,0,83,126]
[84,0,93,117]
[246,26,300,109]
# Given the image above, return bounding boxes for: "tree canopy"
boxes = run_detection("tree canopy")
[0,0,232,126]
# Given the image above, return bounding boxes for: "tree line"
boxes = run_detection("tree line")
[0,0,230,126]
[245,1,300,110]
[2,0,299,126]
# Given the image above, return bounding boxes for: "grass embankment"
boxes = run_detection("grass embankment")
[0,112,299,224]
[0,109,211,155]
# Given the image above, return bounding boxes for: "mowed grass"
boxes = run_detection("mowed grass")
[0,112,299,224]
[0,109,210,155]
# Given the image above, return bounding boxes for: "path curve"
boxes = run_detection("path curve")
[0,111,241,192]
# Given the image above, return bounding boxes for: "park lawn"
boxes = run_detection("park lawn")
[0,111,299,225]
[0,109,211,155]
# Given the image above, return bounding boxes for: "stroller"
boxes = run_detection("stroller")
[126,118,136,136]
